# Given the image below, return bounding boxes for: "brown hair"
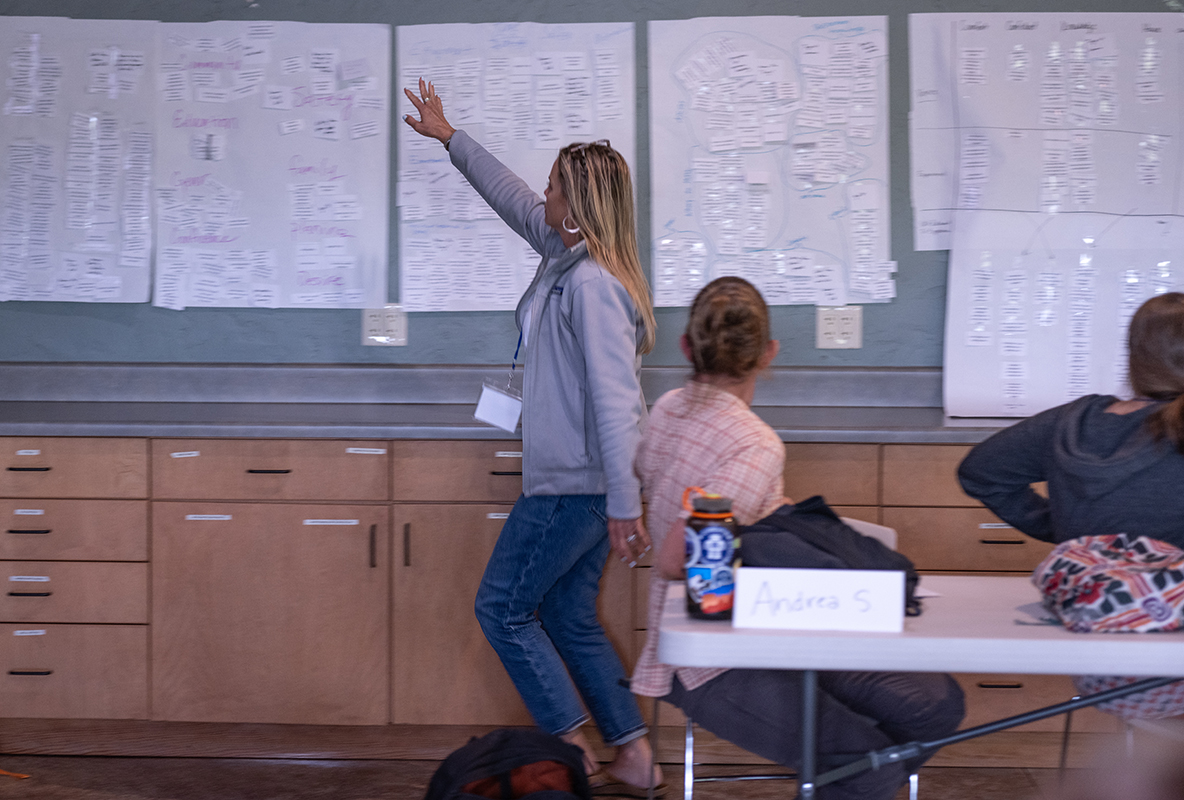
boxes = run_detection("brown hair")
[556,141,656,354]
[1129,292,1184,452]
[685,277,770,379]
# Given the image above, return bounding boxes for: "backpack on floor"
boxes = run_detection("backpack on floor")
[424,728,591,800]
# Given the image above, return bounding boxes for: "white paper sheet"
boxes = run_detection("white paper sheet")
[648,16,892,307]
[152,20,389,310]
[0,17,156,303]
[396,22,636,312]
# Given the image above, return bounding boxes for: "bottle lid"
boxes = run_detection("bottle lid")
[692,495,732,513]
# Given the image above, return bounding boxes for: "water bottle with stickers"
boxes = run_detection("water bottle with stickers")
[682,486,739,621]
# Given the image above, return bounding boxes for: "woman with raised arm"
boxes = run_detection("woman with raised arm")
[403,80,661,794]
[633,277,964,800]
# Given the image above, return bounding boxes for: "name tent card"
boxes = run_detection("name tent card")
[733,568,904,632]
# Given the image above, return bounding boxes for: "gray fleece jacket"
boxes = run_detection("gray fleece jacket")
[449,130,646,519]
[958,394,1184,548]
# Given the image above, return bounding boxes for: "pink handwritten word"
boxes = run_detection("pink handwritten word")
[292,86,355,120]
[173,110,239,129]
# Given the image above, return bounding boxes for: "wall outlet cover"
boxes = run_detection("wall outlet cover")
[816,305,862,349]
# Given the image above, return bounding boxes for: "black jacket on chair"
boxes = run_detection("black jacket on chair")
[740,495,922,616]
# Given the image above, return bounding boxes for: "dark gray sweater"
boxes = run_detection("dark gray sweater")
[957,394,1184,547]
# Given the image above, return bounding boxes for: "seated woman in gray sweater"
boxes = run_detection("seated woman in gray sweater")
[959,292,1184,548]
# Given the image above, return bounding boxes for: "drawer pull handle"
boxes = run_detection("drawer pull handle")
[7,529,51,535]
[979,539,1026,545]
[8,669,51,676]
[369,524,377,569]
[490,470,523,476]
[977,681,1024,690]
[6,467,50,472]
[246,469,291,474]
[7,591,51,597]
[403,523,411,567]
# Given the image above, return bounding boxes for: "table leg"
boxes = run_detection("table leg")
[800,669,817,800]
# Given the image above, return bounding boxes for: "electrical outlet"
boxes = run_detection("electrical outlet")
[362,304,407,346]
[816,305,862,349]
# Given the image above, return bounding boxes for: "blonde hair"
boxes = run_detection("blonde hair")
[685,277,770,379]
[557,141,656,354]
[1129,292,1184,453]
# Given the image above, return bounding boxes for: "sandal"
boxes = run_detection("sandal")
[589,770,669,799]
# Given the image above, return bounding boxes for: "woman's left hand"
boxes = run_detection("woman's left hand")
[609,516,651,567]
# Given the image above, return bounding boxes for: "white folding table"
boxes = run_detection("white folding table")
[658,575,1184,798]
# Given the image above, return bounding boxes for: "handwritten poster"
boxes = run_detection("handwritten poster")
[648,16,892,307]
[396,22,636,312]
[0,17,156,303]
[910,14,1184,415]
[911,13,1184,251]
[152,20,389,310]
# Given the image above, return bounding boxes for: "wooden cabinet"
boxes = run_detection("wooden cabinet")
[389,448,632,728]
[391,440,523,502]
[882,507,1054,572]
[152,501,389,724]
[0,433,1096,769]
[0,561,147,623]
[0,438,149,722]
[784,443,879,507]
[1,500,147,561]
[152,439,389,501]
[0,624,147,719]
[391,504,529,725]
[0,438,147,498]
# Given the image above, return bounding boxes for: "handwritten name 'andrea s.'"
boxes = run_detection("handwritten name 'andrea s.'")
[749,582,873,615]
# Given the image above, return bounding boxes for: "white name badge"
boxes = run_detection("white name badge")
[733,567,904,633]
[474,381,522,434]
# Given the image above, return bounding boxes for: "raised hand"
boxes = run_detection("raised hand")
[402,77,457,144]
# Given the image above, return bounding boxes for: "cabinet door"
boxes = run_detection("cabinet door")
[0,500,147,561]
[392,505,531,725]
[152,502,390,724]
[784,443,879,506]
[152,440,389,501]
[0,624,147,719]
[882,507,1054,572]
[881,445,976,507]
[0,438,147,499]
[0,561,147,623]
[390,441,523,502]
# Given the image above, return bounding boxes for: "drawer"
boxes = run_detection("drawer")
[0,438,147,499]
[956,673,1121,733]
[0,562,147,623]
[391,440,523,502]
[883,507,1054,572]
[152,439,389,501]
[0,624,147,719]
[784,444,879,506]
[0,500,147,561]
[881,445,976,507]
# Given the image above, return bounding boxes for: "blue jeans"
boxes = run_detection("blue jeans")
[475,493,646,746]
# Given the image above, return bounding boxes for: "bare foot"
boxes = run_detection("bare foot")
[559,728,600,776]
[604,736,663,788]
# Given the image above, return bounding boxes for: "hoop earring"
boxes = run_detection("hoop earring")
[562,215,580,235]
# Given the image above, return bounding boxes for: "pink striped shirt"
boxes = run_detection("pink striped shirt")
[630,380,786,697]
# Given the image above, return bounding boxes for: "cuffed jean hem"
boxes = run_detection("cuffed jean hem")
[603,723,649,747]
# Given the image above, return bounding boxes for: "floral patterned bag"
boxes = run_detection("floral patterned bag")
[1032,532,1184,633]
[1033,533,1184,719]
